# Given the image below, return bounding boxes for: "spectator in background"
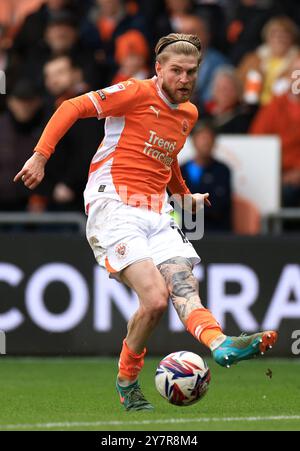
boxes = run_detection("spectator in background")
[83,0,150,80]
[250,55,300,207]
[112,29,150,83]
[35,54,104,212]
[0,79,47,211]
[155,0,195,41]
[0,0,44,48]
[7,0,81,89]
[226,0,276,65]
[180,122,232,232]
[22,14,103,90]
[43,55,90,107]
[194,0,228,53]
[205,66,257,134]
[11,0,79,55]
[177,14,229,112]
[238,16,300,106]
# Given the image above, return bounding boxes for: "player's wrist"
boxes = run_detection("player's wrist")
[33,149,49,164]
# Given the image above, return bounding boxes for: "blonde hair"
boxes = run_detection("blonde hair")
[262,16,299,44]
[155,33,202,66]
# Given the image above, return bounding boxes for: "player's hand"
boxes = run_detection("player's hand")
[13,152,47,190]
[174,193,211,213]
[188,193,211,213]
[192,193,211,212]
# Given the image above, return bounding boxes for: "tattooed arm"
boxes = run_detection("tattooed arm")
[157,257,204,325]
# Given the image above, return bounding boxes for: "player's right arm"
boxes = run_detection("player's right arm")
[14,80,141,190]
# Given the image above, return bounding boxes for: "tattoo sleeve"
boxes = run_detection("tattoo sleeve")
[157,257,203,324]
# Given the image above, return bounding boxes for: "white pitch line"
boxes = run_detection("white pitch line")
[0,416,300,430]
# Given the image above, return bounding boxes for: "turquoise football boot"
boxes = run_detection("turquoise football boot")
[116,380,154,411]
[213,331,278,368]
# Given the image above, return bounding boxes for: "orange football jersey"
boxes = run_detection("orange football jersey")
[34,76,198,213]
[81,77,198,212]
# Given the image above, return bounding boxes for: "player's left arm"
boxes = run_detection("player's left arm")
[168,157,211,212]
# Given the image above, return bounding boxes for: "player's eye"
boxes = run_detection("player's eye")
[172,68,181,75]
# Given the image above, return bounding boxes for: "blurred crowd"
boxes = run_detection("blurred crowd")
[1,0,300,233]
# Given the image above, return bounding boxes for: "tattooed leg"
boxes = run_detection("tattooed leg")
[157,256,225,352]
[157,257,204,325]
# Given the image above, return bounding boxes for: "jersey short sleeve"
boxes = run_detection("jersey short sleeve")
[86,79,141,119]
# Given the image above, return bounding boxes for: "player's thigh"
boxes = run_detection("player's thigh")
[86,199,151,273]
[149,214,200,267]
[121,259,169,311]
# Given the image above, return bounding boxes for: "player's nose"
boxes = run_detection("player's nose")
[179,72,189,84]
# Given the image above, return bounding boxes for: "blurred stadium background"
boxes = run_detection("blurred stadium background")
[0,1,300,431]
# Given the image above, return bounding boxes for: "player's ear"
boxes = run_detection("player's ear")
[155,61,162,77]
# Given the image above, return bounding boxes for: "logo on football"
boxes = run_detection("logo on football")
[155,351,210,406]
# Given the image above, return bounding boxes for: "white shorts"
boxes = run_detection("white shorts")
[86,198,200,276]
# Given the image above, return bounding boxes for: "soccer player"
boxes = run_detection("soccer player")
[14,33,278,411]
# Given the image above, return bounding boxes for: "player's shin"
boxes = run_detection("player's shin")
[117,339,146,387]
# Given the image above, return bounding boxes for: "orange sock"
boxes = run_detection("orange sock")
[118,339,146,382]
[186,308,225,350]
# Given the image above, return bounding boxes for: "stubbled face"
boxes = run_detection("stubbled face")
[156,54,199,104]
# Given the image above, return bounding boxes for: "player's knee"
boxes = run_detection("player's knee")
[152,297,169,316]
[143,287,169,318]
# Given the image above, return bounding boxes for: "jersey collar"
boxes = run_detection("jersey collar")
[152,76,179,110]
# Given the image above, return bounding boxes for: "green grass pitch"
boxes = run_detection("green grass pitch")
[0,357,299,431]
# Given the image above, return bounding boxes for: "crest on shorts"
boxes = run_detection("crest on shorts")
[182,119,189,135]
[115,242,129,259]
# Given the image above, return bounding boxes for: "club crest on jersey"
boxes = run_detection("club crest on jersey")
[182,119,189,135]
[115,242,129,259]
